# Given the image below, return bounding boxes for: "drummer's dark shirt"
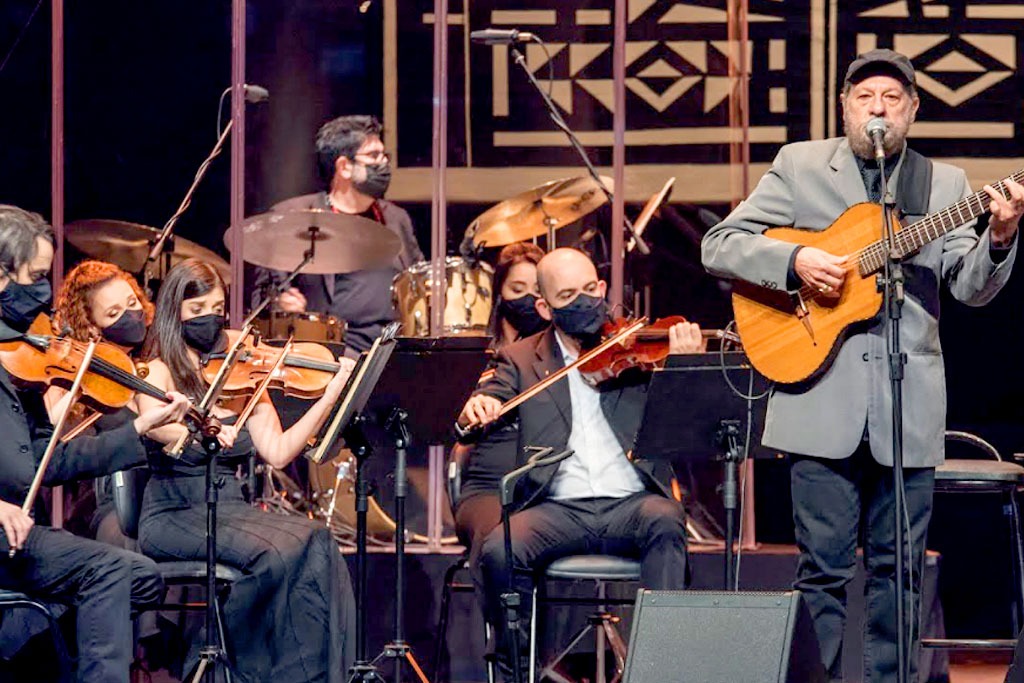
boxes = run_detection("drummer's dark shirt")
[252,192,423,353]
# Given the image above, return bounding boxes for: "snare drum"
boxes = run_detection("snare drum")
[255,311,345,342]
[391,257,493,337]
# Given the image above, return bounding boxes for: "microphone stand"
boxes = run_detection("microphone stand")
[877,149,910,683]
[506,40,649,255]
[497,447,575,683]
[142,120,233,296]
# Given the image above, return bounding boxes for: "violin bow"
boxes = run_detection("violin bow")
[11,341,100,556]
[496,319,646,419]
[167,324,255,457]
[232,338,293,433]
[456,319,647,439]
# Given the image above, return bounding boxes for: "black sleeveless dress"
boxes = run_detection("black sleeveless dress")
[138,418,355,682]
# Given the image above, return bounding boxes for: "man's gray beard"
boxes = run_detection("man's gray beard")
[843,111,907,160]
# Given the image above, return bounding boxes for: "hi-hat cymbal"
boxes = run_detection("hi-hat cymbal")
[470,175,614,248]
[66,219,232,284]
[224,209,401,274]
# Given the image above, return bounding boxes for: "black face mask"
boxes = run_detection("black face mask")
[182,314,226,354]
[498,294,547,338]
[353,161,392,199]
[0,278,51,332]
[101,308,147,348]
[549,293,607,344]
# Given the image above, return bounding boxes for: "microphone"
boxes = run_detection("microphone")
[470,28,537,45]
[866,117,887,162]
[243,84,270,104]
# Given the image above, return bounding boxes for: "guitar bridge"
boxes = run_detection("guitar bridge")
[793,293,817,345]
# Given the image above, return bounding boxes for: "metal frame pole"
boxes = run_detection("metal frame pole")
[608,0,627,309]
[429,0,449,338]
[229,0,246,324]
[50,0,65,529]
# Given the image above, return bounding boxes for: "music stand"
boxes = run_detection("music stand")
[312,333,491,683]
[633,352,769,590]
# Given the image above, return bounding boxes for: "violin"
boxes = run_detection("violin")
[201,329,343,400]
[577,316,740,386]
[0,314,206,426]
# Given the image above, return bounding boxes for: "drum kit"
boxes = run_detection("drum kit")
[67,174,626,544]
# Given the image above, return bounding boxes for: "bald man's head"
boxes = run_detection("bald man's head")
[534,248,607,330]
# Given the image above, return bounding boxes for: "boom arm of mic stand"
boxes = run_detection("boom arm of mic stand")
[143,120,234,293]
[507,44,650,255]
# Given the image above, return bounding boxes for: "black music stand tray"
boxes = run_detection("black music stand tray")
[317,334,490,683]
[633,352,769,590]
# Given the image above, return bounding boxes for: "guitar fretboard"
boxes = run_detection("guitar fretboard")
[857,168,1024,275]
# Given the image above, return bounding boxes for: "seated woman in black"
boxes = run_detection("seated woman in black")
[135,258,357,683]
[455,242,547,565]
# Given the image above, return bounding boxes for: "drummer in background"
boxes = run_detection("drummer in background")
[252,114,423,354]
[454,242,547,598]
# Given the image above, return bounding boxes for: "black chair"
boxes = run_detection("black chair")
[110,467,244,676]
[0,589,72,681]
[921,430,1024,651]
[433,445,495,683]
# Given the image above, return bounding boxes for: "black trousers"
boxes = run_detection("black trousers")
[473,492,688,656]
[0,525,163,683]
[791,445,934,683]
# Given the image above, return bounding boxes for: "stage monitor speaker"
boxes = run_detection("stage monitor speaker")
[622,590,825,683]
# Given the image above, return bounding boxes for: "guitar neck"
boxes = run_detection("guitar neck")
[858,168,1024,274]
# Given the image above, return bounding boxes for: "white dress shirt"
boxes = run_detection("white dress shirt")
[547,331,646,501]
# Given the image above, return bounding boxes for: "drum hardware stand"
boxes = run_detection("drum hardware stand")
[242,234,317,329]
[506,40,649,256]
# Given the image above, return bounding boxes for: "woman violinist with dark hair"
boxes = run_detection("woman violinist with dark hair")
[135,257,357,682]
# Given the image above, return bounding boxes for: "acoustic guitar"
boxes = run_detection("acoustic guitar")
[732,169,1023,384]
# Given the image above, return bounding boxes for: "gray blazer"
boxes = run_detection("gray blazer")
[701,138,1016,466]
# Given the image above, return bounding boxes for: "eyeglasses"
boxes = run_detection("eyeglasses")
[354,150,389,164]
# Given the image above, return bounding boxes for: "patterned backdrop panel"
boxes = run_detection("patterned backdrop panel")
[386,0,1024,203]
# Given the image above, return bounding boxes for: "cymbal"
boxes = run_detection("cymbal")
[224,209,401,274]
[628,177,675,253]
[66,219,232,284]
[470,176,614,248]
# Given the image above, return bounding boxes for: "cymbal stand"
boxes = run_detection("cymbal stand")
[242,229,317,329]
[507,41,649,256]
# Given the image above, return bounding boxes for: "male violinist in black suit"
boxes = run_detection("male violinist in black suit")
[457,247,702,674]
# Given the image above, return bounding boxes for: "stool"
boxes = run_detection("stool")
[0,590,72,681]
[921,430,1024,651]
[530,555,641,683]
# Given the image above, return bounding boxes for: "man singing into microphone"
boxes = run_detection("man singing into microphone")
[702,50,1024,682]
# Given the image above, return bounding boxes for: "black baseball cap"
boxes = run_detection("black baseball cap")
[845,48,916,86]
